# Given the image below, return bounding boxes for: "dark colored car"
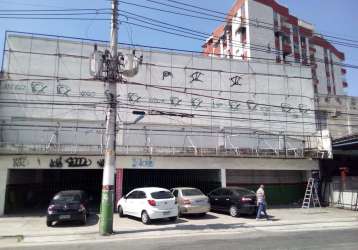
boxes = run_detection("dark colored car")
[46,190,90,226]
[208,187,257,217]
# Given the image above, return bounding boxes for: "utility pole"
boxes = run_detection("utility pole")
[99,0,118,235]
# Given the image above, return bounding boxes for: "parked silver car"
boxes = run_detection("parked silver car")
[170,187,210,216]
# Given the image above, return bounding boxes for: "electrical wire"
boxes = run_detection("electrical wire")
[2,70,358,118]
[143,0,358,46]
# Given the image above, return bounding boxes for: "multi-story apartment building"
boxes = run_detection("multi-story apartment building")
[203,0,348,97]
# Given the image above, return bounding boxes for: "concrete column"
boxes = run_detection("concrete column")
[221,169,227,187]
[0,169,8,216]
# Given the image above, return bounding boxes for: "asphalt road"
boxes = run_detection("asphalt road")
[7,228,358,250]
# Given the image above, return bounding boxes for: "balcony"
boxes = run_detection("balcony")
[282,43,292,54]
[275,25,291,36]
[0,142,330,159]
[309,47,316,53]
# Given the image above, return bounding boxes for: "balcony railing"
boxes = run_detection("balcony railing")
[282,43,292,54]
[0,142,330,159]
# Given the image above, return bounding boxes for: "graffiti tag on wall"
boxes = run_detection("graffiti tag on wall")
[132,158,154,168]
[13,157,29,168]
[49,156,97,168]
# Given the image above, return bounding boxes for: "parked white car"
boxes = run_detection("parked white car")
[117,187,178,224]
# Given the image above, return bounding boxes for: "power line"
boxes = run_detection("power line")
[116,17,358,70]
[148,0,358,46]
[0,16,110,21]
[0,12,111,16]
[0,8,111,12]
[2,71,358,118]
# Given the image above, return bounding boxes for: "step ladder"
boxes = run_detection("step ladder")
[302,178,321,209]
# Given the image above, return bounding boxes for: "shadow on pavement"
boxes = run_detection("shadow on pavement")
[179,213,218,220]
[52,214,99,227]
[122,215,187,226]
[114,222,246,235]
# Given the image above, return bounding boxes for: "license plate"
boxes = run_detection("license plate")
[59,215,71,219]
[163,211,170,215]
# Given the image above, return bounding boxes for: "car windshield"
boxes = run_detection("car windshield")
[233,189,255,196]
[52,194,81,203]
[151,191,173,199]
[182,189,204,196]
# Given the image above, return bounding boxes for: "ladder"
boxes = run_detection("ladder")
[302,178,321,209]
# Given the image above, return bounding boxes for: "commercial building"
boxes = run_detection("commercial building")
[0,31,329,215]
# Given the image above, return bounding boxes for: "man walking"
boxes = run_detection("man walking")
[256,184,269,220]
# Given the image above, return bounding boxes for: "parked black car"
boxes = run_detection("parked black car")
[46,190,90,226]
[208,187,257,217]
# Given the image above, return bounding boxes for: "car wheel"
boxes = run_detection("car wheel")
[46,220,52,227]
[229,205,239,217]
[118,206,124,218]
[141,211,151,225]
[169,216,177,222]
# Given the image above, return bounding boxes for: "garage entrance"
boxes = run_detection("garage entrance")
[122,169,221,196]
[5,169,102,214]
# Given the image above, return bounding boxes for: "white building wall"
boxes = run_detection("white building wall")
[246,0,276,61]
[314,45,328,95]
[0,34,317,151]
[331,53,345,96]
[0,155,319,171]
[317,95,358,138]
[231,2,242,57]
[0,169,7,215]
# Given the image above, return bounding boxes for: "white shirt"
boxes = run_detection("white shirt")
[256,187,265,203]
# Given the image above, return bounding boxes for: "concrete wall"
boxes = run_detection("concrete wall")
[0,155,318,171]
[247,0,276,61]
[315,45,328,95]
[0,169,7,215]
[316,95,358,139]
[0,34,317,150]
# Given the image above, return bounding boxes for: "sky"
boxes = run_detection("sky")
[0,0,357,96]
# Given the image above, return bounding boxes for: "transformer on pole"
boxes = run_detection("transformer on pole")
[91,0,141,235]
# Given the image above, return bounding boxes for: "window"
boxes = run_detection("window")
[292,26,298,34]
[222,189,233,196]
[172,190,179,198]
[300,36,306,46]
[151,191,173,199]
[126,191,138,199]
[210,188,223,196]
[137,191,146,199]
[273,12,278,22]
[315,111,328,130]
[233,188,255,196]
[182,189,204,196]
[53,194,81,204]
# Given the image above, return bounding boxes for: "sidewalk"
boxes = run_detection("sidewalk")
[0,207,357,247]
